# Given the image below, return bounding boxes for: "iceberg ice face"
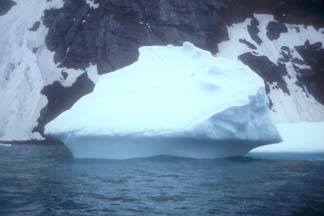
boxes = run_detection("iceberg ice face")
[45,42,281,159]
[193,89,282,143]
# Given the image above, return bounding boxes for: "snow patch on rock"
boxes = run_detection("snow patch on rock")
[86,0,99,9]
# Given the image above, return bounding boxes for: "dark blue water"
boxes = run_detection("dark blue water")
[1,144,324,216]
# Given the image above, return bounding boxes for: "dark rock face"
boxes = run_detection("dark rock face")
[34,73,95,135]
[41,0,324,78]
[295,41,324,103]
[29,21,41,32]
[266,21,288,40]
[248,18,263,45]
[41,0,324,74]
[239,39,257,50]
[239,53,290,96]
[0,0,15,16]
[43,0,227,74]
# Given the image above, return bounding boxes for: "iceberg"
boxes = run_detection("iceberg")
[252,122,324,153]
[45,42,281,159]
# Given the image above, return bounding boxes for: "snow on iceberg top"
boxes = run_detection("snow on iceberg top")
[45,42,281,144]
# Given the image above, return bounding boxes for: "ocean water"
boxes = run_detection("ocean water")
[0,144,324,216]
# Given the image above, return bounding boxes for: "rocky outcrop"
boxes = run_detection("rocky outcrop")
[266,21,288,40]
[239,53,290,95]
[0,0,15,16]
[34,73,95,135]
[295,41,324,103]
[43,0,227,74]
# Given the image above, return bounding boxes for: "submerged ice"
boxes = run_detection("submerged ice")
[45,42,281,158]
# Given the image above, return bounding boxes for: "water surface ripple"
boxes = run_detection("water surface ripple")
[1,144,324,216]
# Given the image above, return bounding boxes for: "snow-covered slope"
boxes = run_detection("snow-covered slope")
[0,0,59,141]
[0,0,97,141]
[218,14,324,123]
[45,43,281,158]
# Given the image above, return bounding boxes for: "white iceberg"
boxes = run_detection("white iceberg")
[45,42,281,159]
[252,122,324,153]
